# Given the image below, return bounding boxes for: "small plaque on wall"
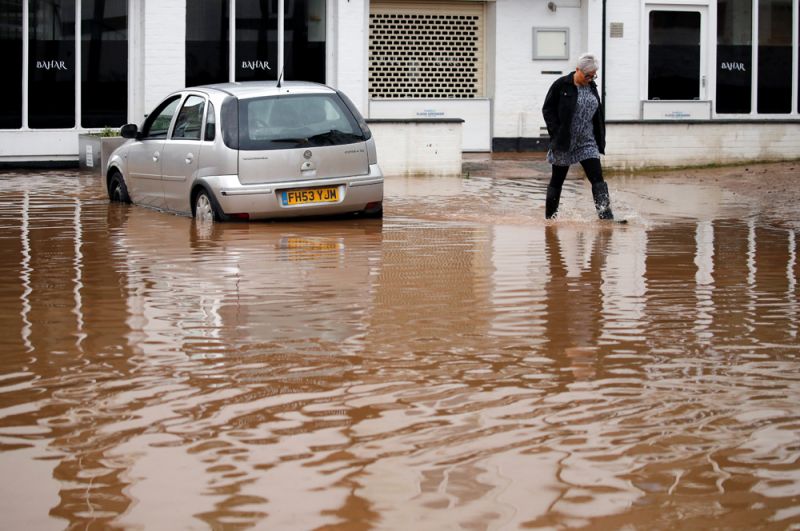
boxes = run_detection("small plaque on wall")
[533,28,569,60]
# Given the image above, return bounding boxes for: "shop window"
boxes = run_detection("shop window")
[716,0,752,113]
[236,0,279,81]
[757,0,792,113]
[0,1,23,129]
[284,0,325,83]
[186,0,229,87]
[81,0,127,128]
[648,11,701,101]
[186,0,325,85]
[29,0,76,129]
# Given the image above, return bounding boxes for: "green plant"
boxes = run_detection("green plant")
[86,127,119,137]
[98,127,120,137]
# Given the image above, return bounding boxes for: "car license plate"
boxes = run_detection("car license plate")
[281,186,340,206]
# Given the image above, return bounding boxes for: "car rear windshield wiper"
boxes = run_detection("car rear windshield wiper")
[270,137,309,144]
[307,129,363,145]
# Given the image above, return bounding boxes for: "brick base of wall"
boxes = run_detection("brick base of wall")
[492,137,549,152]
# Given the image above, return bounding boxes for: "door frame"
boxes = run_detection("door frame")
[641,3,710,103]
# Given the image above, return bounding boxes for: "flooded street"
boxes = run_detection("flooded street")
[1,161,799,529]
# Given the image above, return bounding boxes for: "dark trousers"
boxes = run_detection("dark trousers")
[548,158,605,189]
[545,157,613,220]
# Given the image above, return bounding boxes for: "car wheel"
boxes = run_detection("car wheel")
[108,171,131,203]
[194,189,220,222]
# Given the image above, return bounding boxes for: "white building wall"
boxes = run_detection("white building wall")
[492,0,585,139]
[139,0,187,120]
[331,0,370,115]
[604,1,642,120]
[605,123,800,169]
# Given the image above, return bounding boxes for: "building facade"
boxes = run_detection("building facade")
[1,0,798,169]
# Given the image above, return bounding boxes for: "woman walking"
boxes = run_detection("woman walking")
[541,53,615,220]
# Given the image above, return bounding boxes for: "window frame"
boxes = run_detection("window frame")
[170,93,207,141]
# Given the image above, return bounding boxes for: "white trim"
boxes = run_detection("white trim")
[326,0,335,86]
[22,0,29,129]
[751,0,758,115]
[229,0,236,82]
[278,0,285,78]
[76,0,82,128]
[793,0,798,114]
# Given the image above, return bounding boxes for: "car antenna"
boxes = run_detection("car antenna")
[276,69,284,88]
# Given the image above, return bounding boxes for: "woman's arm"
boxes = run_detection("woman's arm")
[542,80,561,138]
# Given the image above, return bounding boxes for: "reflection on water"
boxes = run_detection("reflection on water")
[0,170,798,529]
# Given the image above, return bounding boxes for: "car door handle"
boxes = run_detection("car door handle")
[152,151,160,162]
[185,153,194,165]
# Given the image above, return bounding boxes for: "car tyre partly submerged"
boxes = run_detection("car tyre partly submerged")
[108,171,131,204]
[193,188,226,222]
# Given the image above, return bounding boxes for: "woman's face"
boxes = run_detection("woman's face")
[575,68,597,86]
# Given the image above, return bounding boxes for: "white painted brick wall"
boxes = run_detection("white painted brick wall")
[142,0,187,114]
[492,0,586,138]
[370,122,463,176]
[604,123,800,170]
[332,0,369,116]
[604,1,641,120]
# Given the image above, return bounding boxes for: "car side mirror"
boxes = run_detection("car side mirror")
[120,123,139,139]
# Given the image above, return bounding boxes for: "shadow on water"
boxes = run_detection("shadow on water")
[0,168,798,529]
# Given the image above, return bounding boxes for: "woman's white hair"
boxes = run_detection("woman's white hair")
[576,53,599,73]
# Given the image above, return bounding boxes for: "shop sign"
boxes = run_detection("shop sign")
[36,60,69,71]
[241,60,271,71]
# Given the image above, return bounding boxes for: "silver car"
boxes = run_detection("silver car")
[106,81,383,220]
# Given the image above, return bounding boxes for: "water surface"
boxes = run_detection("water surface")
[0,167,798,529]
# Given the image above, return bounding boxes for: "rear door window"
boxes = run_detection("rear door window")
[238,93,366,150]
[171,95,206,140]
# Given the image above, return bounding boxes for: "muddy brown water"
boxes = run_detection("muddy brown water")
[0,166,798,530]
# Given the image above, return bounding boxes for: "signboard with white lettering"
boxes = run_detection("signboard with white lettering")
[641,100,711,120]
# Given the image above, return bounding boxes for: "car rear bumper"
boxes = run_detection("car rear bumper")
[204,164,384,219]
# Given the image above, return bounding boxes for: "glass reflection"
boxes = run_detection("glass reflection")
[81,0,128,128]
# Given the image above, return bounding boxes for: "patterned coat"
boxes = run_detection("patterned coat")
[542,72,606,155]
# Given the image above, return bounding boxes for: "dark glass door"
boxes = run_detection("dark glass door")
[648,10,701,100]
[29,0,76,128]
[0,1,23,129]
[81,0,127,128]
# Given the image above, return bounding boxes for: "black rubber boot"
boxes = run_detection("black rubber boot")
[545,185,562,219]
[591,181,614,220]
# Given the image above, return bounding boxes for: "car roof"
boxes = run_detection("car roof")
[192,81,337,99]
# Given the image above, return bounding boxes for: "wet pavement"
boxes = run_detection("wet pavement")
[0,159,798,529]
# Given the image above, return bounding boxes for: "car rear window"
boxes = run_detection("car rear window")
[237,93,367,151]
